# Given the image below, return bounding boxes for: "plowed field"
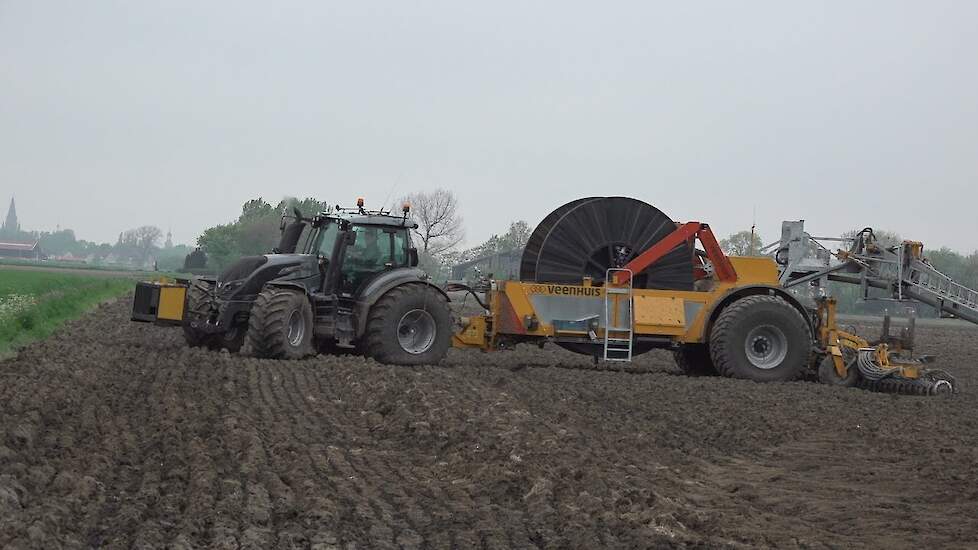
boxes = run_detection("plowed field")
[1,299,977,549]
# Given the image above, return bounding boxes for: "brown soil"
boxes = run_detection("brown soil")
[1,299,977,549]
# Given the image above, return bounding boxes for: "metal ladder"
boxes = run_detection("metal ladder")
[603,269,634,362]
[902,259,978,323]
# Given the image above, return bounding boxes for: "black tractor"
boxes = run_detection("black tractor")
[182,203,452,365]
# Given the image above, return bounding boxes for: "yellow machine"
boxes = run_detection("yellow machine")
[448,197,959,393]
[453,257,790,353]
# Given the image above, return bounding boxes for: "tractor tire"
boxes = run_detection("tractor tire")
[363,283,452,366]
[247,287,314,359]
[818,352,860,387]
[709,295,812,382]
[673,344,717,376]
[207,325,246,353]
[183,279,215,348]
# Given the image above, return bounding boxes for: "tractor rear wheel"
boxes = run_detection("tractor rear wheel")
[183,279,215,348]
[709,295,812,382]
[673,344,717,376]
[364,284,452,365]
[248,287,314,359]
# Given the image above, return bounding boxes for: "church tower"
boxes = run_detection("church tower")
[2,197,19,235]
[165,228,173,249]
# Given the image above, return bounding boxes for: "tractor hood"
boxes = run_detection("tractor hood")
[216,254,319,298]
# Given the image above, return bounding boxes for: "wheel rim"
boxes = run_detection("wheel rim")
[287,310,305,347]
[397,309,437,355]
[744,324,788,369]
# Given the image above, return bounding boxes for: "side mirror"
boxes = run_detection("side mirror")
[408,247,419,267]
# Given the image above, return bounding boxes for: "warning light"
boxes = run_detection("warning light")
[402,202,411,213]
[356,197,365,207]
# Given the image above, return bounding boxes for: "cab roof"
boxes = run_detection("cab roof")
[316,209,418,229]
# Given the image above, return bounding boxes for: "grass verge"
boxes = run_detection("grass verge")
[0,270,134,357]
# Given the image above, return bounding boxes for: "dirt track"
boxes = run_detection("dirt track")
[1,299,977,549]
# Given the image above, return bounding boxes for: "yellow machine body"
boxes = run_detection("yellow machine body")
[453,256,783,350]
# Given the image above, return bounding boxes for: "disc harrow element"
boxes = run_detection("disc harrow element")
[520,197,694,290]
[856,348,957,396]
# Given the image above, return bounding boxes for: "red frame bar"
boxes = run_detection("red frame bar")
[612,222,737,285]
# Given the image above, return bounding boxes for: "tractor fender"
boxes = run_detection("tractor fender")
[702,285,814,342]
[263,279,317,297]
[353,268,450,337]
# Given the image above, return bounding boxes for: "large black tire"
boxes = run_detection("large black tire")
[673,344,717,376]
[207,325,246,354]
[363,284,452,366]
[183,279,215,348]
[247,287,314,359]
[709,295,812,382]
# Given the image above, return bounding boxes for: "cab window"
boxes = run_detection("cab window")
[392,230,409,266]
[346,226,389,269]
[312,223,339,256]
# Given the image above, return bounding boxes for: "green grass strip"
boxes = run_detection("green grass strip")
[0,270,135,357]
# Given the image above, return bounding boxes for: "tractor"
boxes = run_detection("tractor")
[133,200,452,365]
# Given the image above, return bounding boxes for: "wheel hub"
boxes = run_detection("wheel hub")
[397,309,437,355]
[744,325,788,369]
[287,310,305,347]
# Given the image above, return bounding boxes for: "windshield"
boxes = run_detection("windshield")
[306,221,339,256]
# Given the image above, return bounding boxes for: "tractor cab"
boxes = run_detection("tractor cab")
[287,202,420,297]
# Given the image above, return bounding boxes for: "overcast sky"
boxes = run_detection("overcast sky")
[1,1,976,252]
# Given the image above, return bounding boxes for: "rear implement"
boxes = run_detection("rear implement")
[454,197,966,394]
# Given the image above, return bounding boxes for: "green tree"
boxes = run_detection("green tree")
[720,230,763,256]
[38,229,81,256]
[196,196,327,271]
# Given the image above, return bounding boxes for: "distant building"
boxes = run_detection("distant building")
[1,197,20,236]
[451,249,523,281]
[0,239,41,260]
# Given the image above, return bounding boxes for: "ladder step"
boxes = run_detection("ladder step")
[607,326,632,331]
[606,288,630,295]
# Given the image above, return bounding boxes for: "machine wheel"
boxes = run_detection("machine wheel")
[817,351,860,387]
[183,279,215,348]
[247,287,314,359]
[709,295,812,382]
[363,284,452,366]
[207,325,246,353]
[673,344,717,376]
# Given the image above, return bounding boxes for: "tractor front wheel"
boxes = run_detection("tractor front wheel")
[248,287,314,359]
[183,279,215,348]
[207,325,246,353]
